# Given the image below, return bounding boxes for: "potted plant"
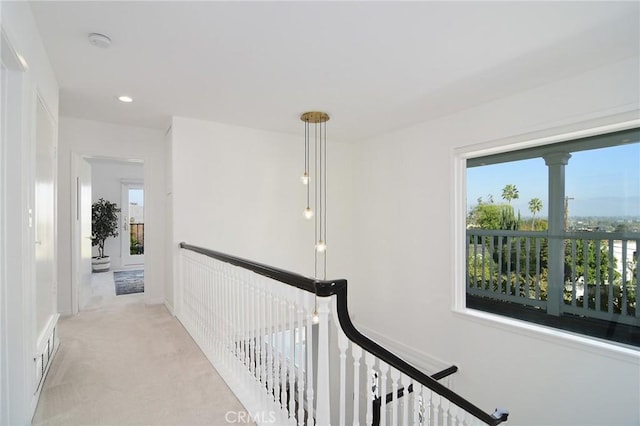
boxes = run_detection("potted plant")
[91,198,121,272]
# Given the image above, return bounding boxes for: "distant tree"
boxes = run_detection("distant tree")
[528,198,543,230]
[501,184,519,204]
[468,200,520,231]
[615,223,628,233]
[499,205,520,231]
[468,202,503,229]
[564,240,618,285]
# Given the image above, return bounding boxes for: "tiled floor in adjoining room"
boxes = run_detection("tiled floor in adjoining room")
[82,266,145,311]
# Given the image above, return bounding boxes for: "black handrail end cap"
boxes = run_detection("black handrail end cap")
[492,408,509,422]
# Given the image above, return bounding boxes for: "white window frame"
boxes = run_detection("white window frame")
[451,115,640,356]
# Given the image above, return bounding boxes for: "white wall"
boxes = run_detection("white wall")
[351,57,640,425]
[58,117,166,314]
[0,2,59,424]
[164,127,174,312]
[89,160,144,268]
[170,117,354,283]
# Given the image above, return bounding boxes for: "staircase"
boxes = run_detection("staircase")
[177,243,509,426]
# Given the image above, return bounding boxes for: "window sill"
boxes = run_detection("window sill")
[452,302,640,364]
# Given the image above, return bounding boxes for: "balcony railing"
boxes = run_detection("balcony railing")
[130,223,144,255]
[466,229,639,344]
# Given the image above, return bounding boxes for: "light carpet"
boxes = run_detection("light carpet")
[32,303,253,426]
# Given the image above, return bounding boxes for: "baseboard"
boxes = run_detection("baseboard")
[30,319,60,423]
[163,300,174,316]
[145,297,165,305]
[358,325,454,378]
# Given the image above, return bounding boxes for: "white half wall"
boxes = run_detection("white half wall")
[170,117,354,283]
[351,57,640,426]
[58,117,166,314]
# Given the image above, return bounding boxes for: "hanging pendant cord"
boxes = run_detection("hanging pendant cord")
[323,120,328,279]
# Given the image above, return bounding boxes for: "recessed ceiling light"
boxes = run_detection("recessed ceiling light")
[118,95,133,103]
[88,33,111,49]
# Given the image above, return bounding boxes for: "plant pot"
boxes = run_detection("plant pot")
[92,256,111,272]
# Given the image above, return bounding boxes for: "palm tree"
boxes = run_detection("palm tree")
[501,184,519,204]
[528,197,543,230]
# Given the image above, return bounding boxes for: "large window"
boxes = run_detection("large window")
[465,128,639,347]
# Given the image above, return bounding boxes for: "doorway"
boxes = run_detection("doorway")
[71,157,145,312]
[121,182,144,266]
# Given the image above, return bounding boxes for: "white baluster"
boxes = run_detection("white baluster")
[401,374,410,426]
[211,262,216,352]
[232,268,239,378]
[274,283,282,408]
[247,274,254,377]
[260,280,268,407]
[266,287,275,403]
[365,352,376,426]
[379,361,389,426]
[198,260,203,336]
[288,291,296,419]
[296,291,306,426]
[412,383,420,426]
[441,398,450,426]
[225,265,233,373]
[352,345,363,426]
[241,271,248,380]
[434,394,447,426]
[213,262,220,358]
[305,292,315,425]
[432,394,441,426]
[450,403,461,426]
[420,386,433,426]
[280,294,287,411]
[390,368,400,426]
[337,330,348,426]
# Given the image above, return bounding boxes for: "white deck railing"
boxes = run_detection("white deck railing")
[467,230,639,326]
[178,243,508,426]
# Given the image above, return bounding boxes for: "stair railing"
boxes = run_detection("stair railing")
[178,242,508,426]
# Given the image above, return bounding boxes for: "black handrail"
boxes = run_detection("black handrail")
[180,242,508,425]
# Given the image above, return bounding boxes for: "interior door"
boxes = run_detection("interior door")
[121,183,144,266]
[77,158,92,310]
[34,98,56,335]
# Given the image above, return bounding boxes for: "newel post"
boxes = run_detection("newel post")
[315,296,331,426]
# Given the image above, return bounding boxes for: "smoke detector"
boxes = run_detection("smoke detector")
[88,33,111,49]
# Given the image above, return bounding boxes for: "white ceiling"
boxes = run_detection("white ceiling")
[29,1,639,142]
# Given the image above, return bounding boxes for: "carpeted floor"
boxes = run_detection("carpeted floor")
[113,269,144,295]
[31,303,253,425]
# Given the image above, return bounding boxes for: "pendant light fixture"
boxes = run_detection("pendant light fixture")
[300,111,329,279]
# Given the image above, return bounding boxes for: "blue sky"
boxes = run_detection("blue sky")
[467,143,640,218]
[129,189,144,206]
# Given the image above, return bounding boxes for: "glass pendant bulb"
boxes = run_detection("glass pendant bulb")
[300,172,309,185]
[303,207,313,219]
[311,310,320,324]
[315,240,327,253]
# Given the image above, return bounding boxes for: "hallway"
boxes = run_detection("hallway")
[32,303,250,426]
